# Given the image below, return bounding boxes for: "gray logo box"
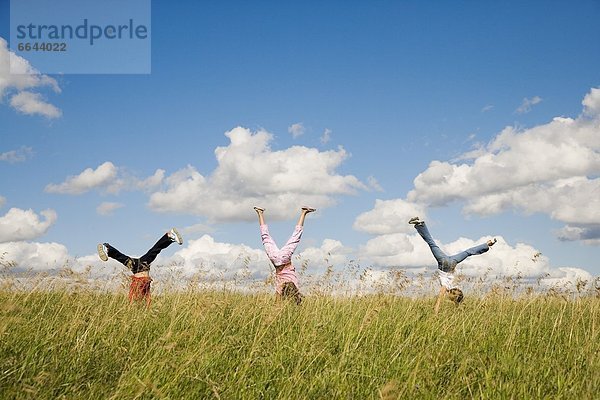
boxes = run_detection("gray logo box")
[10,0,151,74]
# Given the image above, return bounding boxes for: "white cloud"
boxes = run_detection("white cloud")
[0,241,71,271]
[45,162,118,194]
[407,88,600,242]
[296,239,353,272]
[356,231,593,290]
[0,196,5,208]
[45,161,164,195]
[353,199,427,235]
[0,37,61,118]
[9,91,62,118]
[149,127,366,221]
[481,105,494,112]
[320,128,332,144]
[0,146,33,163]
[516,95,542,114]
[168,234,266,276]
[0,230,593,294]
[555,225,600,246]
[96,202,124,216]
[367,176,383,192]
[288,122,305,139]
[582,87,600,116]
[0,208,57,243]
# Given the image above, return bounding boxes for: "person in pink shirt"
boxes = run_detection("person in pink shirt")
[254,206,316,304]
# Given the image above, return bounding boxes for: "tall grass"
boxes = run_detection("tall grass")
[1,286,598,399]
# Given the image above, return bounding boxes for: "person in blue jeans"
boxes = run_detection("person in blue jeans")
[409,217,496,313]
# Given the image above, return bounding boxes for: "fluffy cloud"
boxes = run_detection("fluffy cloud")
[0,146,33,163]
[0,37,61,118]
[0,196,5,208]
[555,225,600,246]
[9,91,62,118]
[408,88,600,243]
[0,208,57,242]
[353,199,427,235]
[96,202,124,216]
[0,241,70,271]
[149,127,366,221]
[357,231,593,290]
[46,162,118,194]
[288,122,305,138]
[296,239,353,272]
[45,161,164,195]
[167,234,266,275]
[516,96,542,114]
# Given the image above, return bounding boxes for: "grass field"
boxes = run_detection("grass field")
[1,284,598,399]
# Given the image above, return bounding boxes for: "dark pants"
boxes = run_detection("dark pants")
[106,233,173,274]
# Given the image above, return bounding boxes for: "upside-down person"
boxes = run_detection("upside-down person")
[408,217,496,313]
[254,206,316,305]
[97,228,183,306]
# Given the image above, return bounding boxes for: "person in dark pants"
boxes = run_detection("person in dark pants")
[97,228,183,306]
[408,217,496,313]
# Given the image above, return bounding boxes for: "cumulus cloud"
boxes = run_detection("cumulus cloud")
[296,239,353,272]
[10,91,62,118]
[45,162,118,194]
[167,234,266,276]
[582,87,600,116]
[515,95,542,114]
[288,122,305,139]
[96,202,124,216]
[149,127,366,221]
[45,161,164,195]
[0,241,71,271]
[353,199,427,235]
[555,225,600,246]
[0,146,33,163]
[407,88,600,243]
[356,231,593,290]
[0,37,61,118]
[0,208,57,242]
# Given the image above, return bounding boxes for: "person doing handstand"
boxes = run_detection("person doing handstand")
[254,206,316,304]
[97,228,183,306]
[409,217,496,313]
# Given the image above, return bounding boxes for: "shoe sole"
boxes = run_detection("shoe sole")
[171,228,183,245]
[97,244,108,261]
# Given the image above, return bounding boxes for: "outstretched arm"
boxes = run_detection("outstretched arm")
[434,286,447,314]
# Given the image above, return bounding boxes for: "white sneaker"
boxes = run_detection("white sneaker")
[408,216,420,224]
[97,243,108,261]
[169,228,183,245]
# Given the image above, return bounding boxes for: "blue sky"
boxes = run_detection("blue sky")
[1,1,599,287]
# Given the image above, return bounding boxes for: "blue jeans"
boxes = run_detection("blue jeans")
[415,223,489,272]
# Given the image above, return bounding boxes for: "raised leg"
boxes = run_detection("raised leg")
[105,244,135,267]
[139,233,174,265]
[449,243,490,264]
[414,223,448,264]
[297,207,316,227]
[279,225,303,257]
[260,224,280,260]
